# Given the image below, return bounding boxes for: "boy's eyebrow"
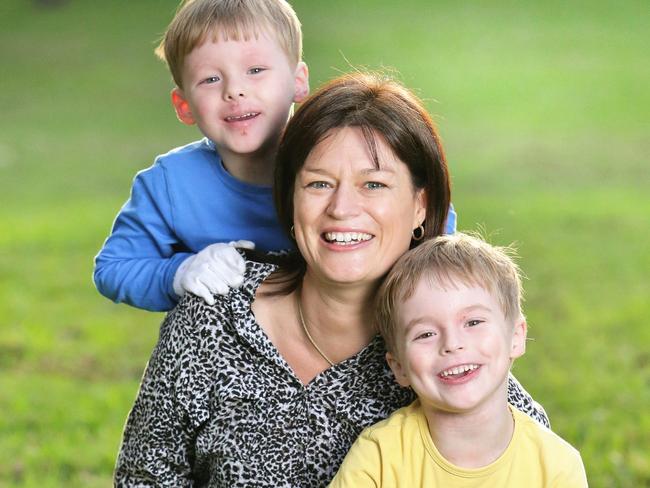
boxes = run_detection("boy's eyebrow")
[459,304,493,314]
[402,304,495,332]
[403,316,428,332]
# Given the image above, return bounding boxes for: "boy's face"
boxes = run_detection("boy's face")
[386,277,526,416]
[171,31,309,164]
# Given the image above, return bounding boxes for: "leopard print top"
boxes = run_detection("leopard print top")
[114,260,549,487]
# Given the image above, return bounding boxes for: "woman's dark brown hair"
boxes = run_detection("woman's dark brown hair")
[269,71,451,292]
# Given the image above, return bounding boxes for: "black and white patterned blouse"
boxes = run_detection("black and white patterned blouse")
[115,260,549,487]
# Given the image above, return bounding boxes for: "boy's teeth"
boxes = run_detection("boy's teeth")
[226,112,257,121]
[440,364,479,377]
[324,232,372,244]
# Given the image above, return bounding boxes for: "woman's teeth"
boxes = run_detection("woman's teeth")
[440,364,479,377]
[324,232,373,245]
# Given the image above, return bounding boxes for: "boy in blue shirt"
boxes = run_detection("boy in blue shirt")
[94,0,457,312]
[94,0,310,311]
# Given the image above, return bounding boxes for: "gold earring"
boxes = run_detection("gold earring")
[412,225,425,241]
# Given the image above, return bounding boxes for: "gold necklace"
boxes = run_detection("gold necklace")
[297,294,335,367]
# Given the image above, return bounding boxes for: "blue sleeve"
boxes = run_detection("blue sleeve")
[445,203,457,234]
[93,164,192,311]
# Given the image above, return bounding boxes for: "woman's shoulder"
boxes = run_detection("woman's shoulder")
[163,258,279,344]
[239,258,280,296]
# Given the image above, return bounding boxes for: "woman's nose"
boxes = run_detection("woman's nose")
[326,184,360,219]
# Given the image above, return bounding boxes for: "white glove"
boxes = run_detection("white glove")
[173,240,255,305]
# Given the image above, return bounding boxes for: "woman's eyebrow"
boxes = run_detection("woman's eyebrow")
[300,166,396,175]
[300,166,330,175]
[360,166,395,175]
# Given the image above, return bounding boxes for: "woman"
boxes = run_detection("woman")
[114,73,548,487]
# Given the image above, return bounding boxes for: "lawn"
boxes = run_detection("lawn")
[0,0,648,485]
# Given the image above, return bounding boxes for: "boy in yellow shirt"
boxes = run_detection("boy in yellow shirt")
[330,233,588,487]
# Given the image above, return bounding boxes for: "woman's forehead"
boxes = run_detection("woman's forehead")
[304,126,403,170]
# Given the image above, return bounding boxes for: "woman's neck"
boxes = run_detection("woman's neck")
[424,397,514,469]
[251,272,380,385]
[298,273,378,362]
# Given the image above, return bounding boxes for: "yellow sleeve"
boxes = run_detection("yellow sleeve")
[328,431,382,488]
[551,449,589,488]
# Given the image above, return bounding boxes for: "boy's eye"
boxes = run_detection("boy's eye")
[202,76,221,84]
[248,67,265,75]
[415,331,436,340]
[466,319,484,327]
[364,181,386,190]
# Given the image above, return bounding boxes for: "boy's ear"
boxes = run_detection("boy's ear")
[386,351,411,388]
[171,88,196,126]
[293,62,309,103]
[510,316,527,360]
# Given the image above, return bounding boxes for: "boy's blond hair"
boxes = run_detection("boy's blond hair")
[156,0,303,89]
[376,233,525,353]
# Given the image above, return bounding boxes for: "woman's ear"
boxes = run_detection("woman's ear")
[293,62,310,103]
[171,88,195,125]
[412,189,427,229]
[386,351,411,388]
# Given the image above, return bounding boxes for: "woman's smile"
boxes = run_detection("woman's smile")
[322,230,374,248]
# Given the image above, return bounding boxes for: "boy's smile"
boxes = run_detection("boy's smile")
[387,278,527,417]
[171,31,309,183]
[438,363,481,383]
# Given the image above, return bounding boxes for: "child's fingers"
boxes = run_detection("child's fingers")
[190,279,215,305]
[228,239,255,250]
[197,266,236,294]
[207,246,247,275]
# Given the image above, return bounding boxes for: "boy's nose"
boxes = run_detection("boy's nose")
[440,331,464,355]
[226,91,245,100]
[223,79,246,101]
[442,344,464,354]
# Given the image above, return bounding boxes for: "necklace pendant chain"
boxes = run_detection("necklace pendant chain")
[297,295,335,367]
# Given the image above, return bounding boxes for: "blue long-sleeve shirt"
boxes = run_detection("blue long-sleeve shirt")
[94,138,457,312]
[94,139,295,311]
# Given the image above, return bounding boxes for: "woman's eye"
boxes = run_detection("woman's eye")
[365,181,386,190]
[306,181,330,189]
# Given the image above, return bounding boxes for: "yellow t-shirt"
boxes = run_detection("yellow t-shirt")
[329,401,588,487]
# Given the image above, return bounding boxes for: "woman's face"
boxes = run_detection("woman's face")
[293,126,426,289]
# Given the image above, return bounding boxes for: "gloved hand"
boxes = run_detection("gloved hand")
[173,240,255,305]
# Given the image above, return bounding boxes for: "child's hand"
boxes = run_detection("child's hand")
[172,240,255,305]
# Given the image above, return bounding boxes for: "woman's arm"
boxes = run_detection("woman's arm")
[114,299,201,486]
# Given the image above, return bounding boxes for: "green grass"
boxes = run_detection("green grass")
[1,0,648,485]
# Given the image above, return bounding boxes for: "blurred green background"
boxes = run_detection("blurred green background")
[1,0,648,486]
